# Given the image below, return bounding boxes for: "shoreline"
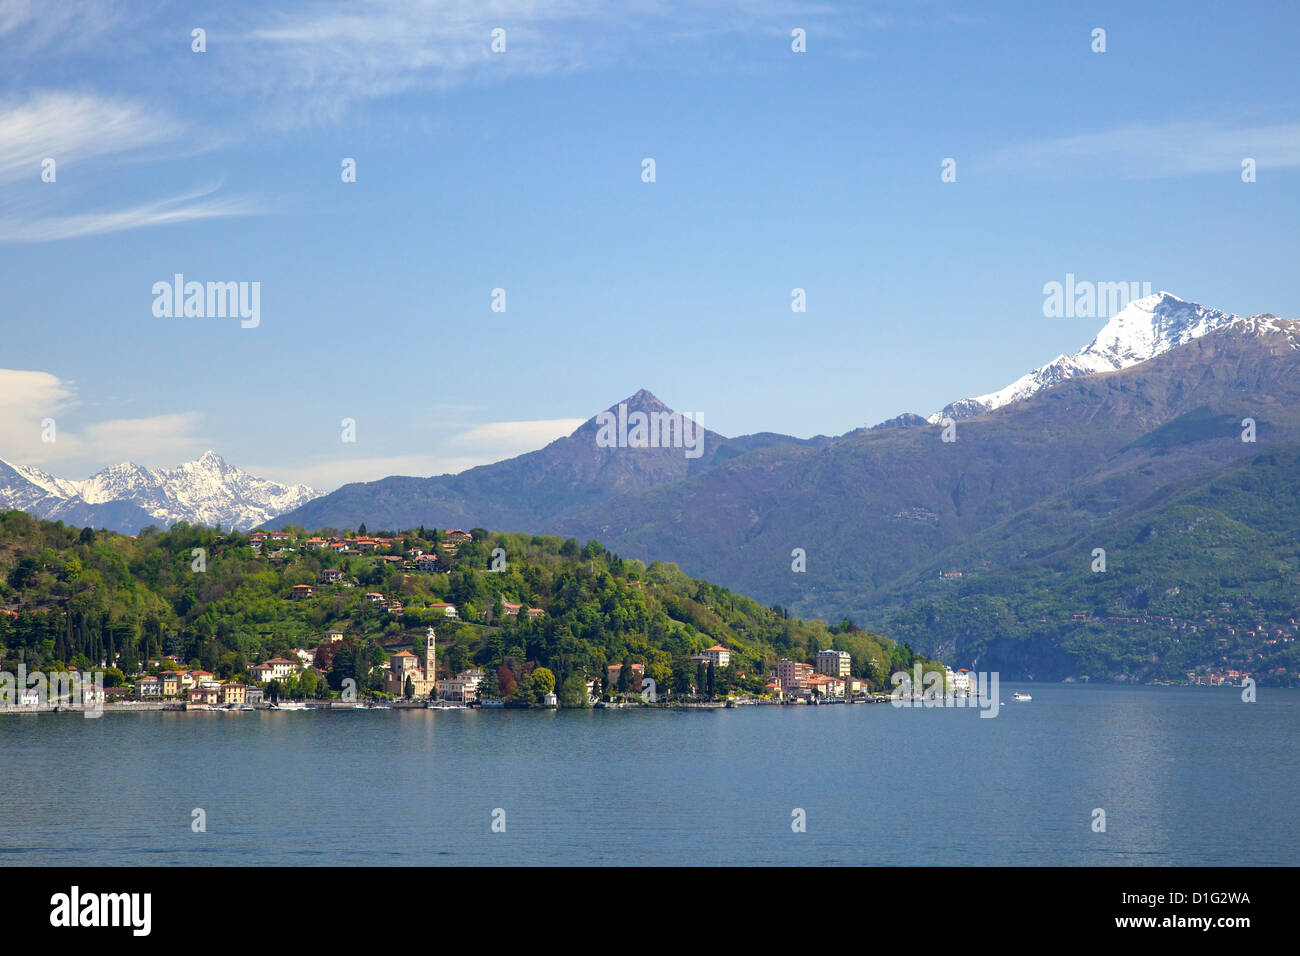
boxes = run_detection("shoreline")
[0,682,1267,717]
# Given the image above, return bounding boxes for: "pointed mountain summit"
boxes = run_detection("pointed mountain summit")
[192,449,235,471]
[611,387,671,414]
[567,388,718,458]
[273,390,824,532]
[927,292,1273,422]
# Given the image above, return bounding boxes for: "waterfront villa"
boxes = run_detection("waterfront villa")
[438,671,481,703]
[188,682,220,705]
[250,658,299,684]
[806,675,846,698]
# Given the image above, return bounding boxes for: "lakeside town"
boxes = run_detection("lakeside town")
[0,518,1270,720]
[3,519,960,714]
[2,629,933,712]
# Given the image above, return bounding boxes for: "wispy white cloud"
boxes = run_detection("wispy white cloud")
[978,120,1300,179]
[0,90,179,184]
[257,455,471,490]
[0,368,80,467]
[0,368,209,470]
[0,0,127,54]
[0,367,77,415]
[234,0,613,123]
[446,417,585,455]
[229,0,928,125]
[256,416,586,489]
[1,2,975,131]
[78,412,209,464]
[0,91,256,241]
[0,184,259,243]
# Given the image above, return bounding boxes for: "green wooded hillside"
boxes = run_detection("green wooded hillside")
[0,512,933,702]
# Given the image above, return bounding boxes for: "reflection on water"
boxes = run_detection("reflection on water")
[1,684,1296,866]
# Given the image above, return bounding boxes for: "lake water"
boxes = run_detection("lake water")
[2,684,1296,866]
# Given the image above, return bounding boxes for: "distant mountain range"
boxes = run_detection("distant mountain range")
[0,451,322,532]
[271,292,1300,680]
[4,293,1297,680]
[276,292,1296,538]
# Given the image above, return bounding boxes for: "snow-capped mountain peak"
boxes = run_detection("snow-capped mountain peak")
[1080,292,1238,369]
[0,460,84,499]
[191,449,232,472]
[929,292,1266,422]
[0,452,324,532]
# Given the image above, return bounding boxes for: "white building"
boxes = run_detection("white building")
[702,644,731,668]
[252,658,299,683]
[438,678,477,702]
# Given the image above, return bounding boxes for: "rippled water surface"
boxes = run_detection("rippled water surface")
[2,684,1295,865]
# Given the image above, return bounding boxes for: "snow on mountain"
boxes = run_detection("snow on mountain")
[929,292,1294,422]
[0,451,323,532]
[2,460,84,499]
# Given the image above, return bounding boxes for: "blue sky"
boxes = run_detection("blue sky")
[1,0,1297,489]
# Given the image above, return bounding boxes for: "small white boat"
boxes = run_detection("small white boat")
[1012,692,1032,701]
[271,701,308,710]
